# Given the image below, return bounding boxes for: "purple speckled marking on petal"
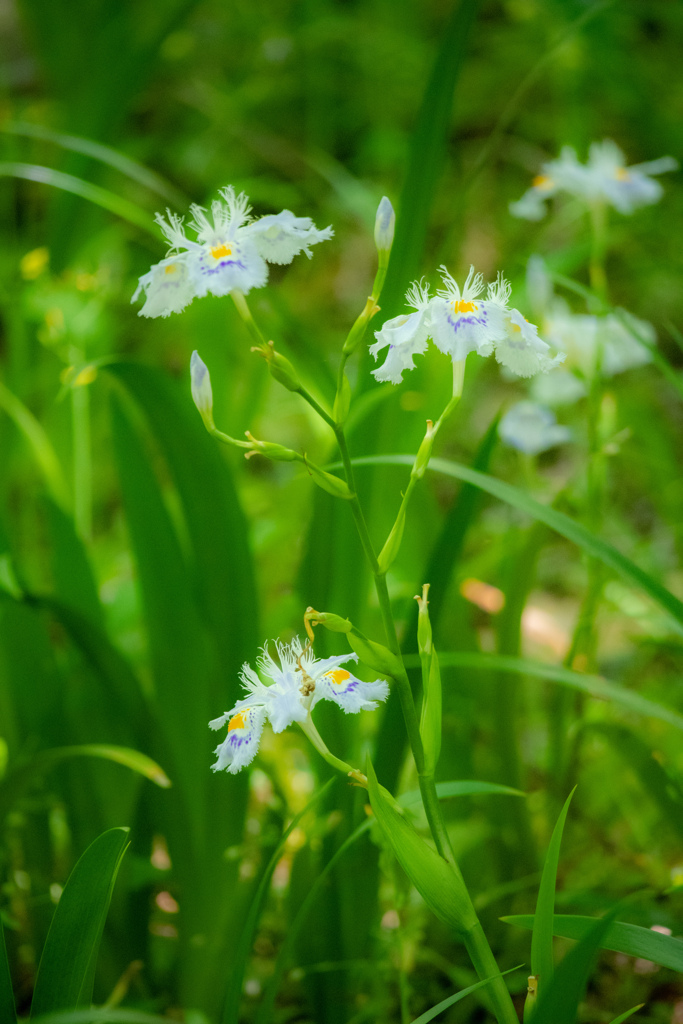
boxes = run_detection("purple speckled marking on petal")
[446,310,488,333]
[198,256,248,277]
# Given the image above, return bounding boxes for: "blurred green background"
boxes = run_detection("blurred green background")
[1,0,683,1021]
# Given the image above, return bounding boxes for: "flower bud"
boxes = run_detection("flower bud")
[347,630,402,680]
[258,341,302,393]
[374,197,395,254]
[377,509,405,575]
[190,351,215,431]
[415,584,432,656]
[244,432,299,462]
[305,607,353,634]
[304,457,355,500]
[333,373,352,426]
[413,420,436,481]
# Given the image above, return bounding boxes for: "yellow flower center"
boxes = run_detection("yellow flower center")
[615,168,630,181]
[453,300,478,314]
[532,174,554,191]
[228,710,247,731]
[211,244,233,259]
[327,669,350,686]
[164,264,178,275]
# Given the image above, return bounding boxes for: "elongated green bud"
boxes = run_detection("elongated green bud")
[374,196,395,255]
[303,457,355,500]
[333,373,352,426]
[347,629,403,680]
[190,351,215,431]
[416,585,441,774]
[413,420,436,481]
[244,431,300,463]
[377,508,405,575]
[304,607,353,637]
[256,340,302,392]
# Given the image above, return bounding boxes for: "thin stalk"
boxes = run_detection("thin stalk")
[70,360,92,541]
[588,201,608,305]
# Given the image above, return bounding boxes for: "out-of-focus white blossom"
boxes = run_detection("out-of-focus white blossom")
[499,401,572,456]
[510,140,677,220]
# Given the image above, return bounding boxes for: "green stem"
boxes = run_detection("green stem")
[464,922,520,1024]
[230,289,268,348]
[588,201,608,306]
[298,716,359,778]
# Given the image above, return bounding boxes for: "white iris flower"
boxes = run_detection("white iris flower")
[370,266,563,384]
[510,140,677,221]
[133,186,333,317]
[499,401,572,456]
[209,637,389,774]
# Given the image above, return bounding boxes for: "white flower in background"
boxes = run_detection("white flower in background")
[370,280,432,384]
[209,637,388,774]
[510,140,676,220]
[499,401,572,456]
[525,256,654,397]
[133,186,333,317]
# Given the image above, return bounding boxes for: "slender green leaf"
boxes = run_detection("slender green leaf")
[44,497,103,627]
[0,744,169,818]
[221,779,336,1024]
[378,0,479,321]
[349,455,683,632]
[366,759,475,933]
[2,121,185,205]
[530,790,576,1004]
[404,652,683,733]
[30,1012,169,1024]
[0,919,16,1024]
[529,906,621,1024]
[0,163,157,236]
[402,780,526,805]
[410,967,522,1024]
[502,915,683,973]
[608,1005,644,1024]
[0,380,69,508]
[30,828,130,1016]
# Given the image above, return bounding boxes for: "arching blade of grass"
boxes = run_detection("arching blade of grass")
[30,828,130,1017]
[0,745,170,819]
[2,121,185,206]
[503,915,683,973]
[349,455,683,633]
[0,380,69,508]
[402,652,683,733]
[528,790,576,1013]
[410,967,522,1024]
[0,163,158,237]
[43,497,103,627]
[0,919,16,1024]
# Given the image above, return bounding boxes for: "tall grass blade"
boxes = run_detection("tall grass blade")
[349,455,683,632]
[608,1006,645,1024]
[502,915,683,972]
[410,967,522,1024]
[0,163,158,236]
[30,827,130,1016]
[0,380,69,508]
[44,497,103,626]
[2,121,185,205]
[529,789,575,1008]
[0,745,170,819]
